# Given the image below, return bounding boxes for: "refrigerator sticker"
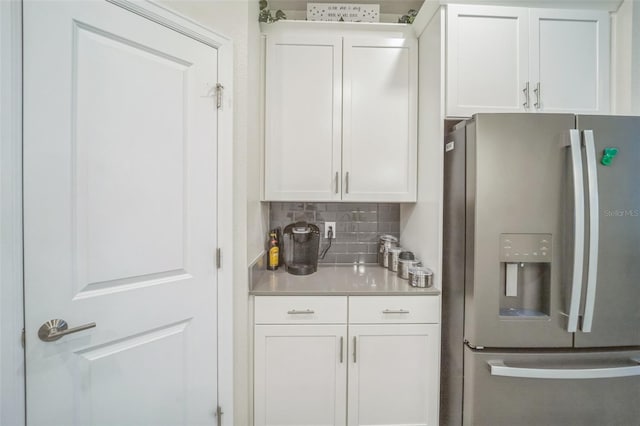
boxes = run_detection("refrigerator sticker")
[446,141,455,152]
[601,147,619,166]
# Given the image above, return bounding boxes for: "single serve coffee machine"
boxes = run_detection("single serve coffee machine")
[282,222,320,275]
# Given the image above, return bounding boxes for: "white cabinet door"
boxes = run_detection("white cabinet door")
[255,325,348,426]
[264,36,343,201]
[529,9,610,113]
[342,38,417,202]
[347,324,440,426]
[446,5,529,117]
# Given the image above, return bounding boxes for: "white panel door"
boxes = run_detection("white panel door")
[530,9,610,113]
[446,5,529,117]
[264,36,343,201]
[254,325,347,426]
[23,2,219,425]
[342,37,417,202]
[348,324,440,426]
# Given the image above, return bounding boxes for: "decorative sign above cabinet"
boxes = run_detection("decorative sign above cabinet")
[307,3,380,22]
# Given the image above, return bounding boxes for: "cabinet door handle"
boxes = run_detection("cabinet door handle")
[522,82,530,109]
[334,172,339,194]
[340,336,344,363]
[287,309,315,315]
[534,82,541,109]
[345,172,350,194]
[382,309,410,314]
[353,336,357,363]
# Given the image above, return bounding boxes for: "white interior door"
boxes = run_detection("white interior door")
[23,2,219,425]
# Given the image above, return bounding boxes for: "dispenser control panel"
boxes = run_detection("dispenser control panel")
[500,234,552,262]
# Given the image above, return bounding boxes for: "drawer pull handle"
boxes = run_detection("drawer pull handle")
[287,309,315,315]
[382,309,410,314]
[340,336,344,363]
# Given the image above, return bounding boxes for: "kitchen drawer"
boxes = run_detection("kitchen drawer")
[255,296,347,324]
[348,296,439,324]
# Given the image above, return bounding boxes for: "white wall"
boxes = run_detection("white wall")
[612,0,640,114]
[156,1,266,424]
[0,1,25,425]
[400,8,445,291]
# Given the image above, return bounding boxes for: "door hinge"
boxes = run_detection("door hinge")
[216,248,222,269]
[21,328,25,349]
[216,83,224,109]
[215,405,223,426]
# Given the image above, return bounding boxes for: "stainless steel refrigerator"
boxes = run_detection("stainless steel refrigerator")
[441,113,640,426]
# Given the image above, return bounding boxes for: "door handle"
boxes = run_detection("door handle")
[533,82,541,109]
[345,172,350,194]
[488,358,640,379]
[567,129,585,333]
[335,172,339,194]
[581,130,600,332]
[38,319,96,342]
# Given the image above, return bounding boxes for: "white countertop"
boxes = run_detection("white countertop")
[250,264,440,296]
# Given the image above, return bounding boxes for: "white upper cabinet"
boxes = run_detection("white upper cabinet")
[530,9,610,113]
[342,38,418,202]
[447,5,530,116]
[446,4,610,117]
[265,36,343,201]
[264,32,417,202]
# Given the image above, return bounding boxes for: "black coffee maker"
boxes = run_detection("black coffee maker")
[282,222,320,275]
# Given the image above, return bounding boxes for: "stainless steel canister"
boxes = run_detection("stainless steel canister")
[398,258,421,279]
[408,266,434,288]
[377,235,399,267]
[387,247,404,272]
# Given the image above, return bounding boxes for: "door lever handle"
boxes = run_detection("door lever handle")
[38,319,96,342]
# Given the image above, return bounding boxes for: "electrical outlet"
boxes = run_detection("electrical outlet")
[324,222,336,239]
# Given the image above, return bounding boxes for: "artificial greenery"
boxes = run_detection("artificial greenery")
[259,0,286,23]
[398,9,418,24]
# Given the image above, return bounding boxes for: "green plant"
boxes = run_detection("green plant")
[398,9,418,24]
[259,0,286,23]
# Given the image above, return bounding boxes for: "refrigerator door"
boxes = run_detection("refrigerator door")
[575,115,640,347]
[464,346,640,426]
[464,114,574,348]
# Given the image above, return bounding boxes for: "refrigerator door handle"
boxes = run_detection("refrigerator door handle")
[488,358,640,379]
[581,130,599,332]
[567,129,586,333]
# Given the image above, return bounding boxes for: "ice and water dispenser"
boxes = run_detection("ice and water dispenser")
[499,234,552,318]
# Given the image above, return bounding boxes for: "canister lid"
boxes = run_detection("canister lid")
[408,266,433,276]
[378,234,398,243]
[388,247,404,254]
[399,258,421,265]
[399,251,415,260]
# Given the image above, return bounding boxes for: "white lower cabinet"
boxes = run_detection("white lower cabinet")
[254,325,348,426]
[254,296,440,426]
[347,324,440,426]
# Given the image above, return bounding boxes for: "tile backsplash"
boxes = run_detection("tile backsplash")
[269,202,400,264]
